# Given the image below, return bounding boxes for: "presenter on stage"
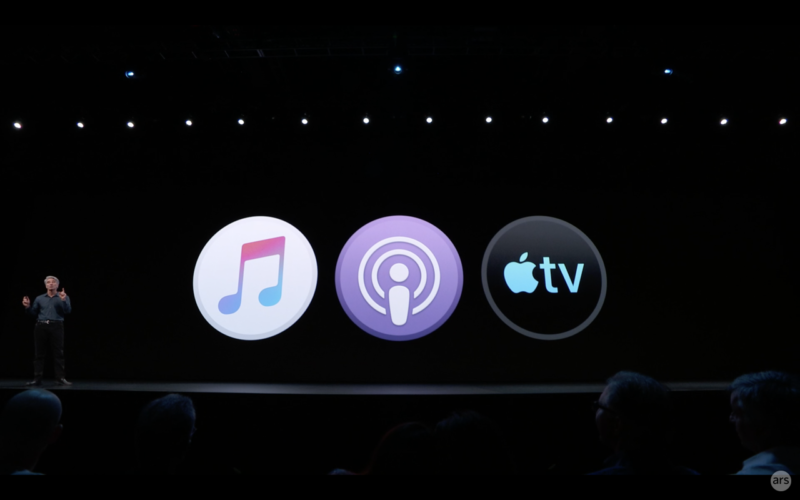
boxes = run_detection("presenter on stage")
[22,276,72,387]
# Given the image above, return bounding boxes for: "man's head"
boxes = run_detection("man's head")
[0,389,63,473]
[134,394,196,474]
[594,372,673,452]
[729,371,800,453]
[435,410,516,475]
[44,276,59,291]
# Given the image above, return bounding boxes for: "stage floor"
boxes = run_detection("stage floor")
[0,380,730,395]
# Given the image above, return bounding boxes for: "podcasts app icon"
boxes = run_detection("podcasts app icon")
[482,216,607,341]
[336,216,464,342]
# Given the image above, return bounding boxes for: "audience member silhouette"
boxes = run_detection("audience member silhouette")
[0,389,63,475]
[331,422,437,475]
[8,373,799,476]
[434,410,517,475]
[589,371,698,475]
[133,394,196,475]
[730,371,800,475]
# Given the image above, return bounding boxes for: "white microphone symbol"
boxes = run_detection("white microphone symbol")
[358,237,441,326]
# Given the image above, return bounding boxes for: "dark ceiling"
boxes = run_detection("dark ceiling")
[4,25,796,63]
[1,25,797,129]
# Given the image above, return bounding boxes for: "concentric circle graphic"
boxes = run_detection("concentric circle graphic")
[193,217,318,341]
[482,216,607,341]
[336,216,463,342]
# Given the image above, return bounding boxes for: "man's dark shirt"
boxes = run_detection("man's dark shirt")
[26,294,72,322]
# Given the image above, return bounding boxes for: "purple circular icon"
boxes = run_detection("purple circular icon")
[336,216,464,342]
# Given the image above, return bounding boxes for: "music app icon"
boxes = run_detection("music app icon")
[218,236,286,315]
[336,216,463,342]
[194,217,317,341]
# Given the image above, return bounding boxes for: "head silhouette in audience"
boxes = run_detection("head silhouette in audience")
[435,410,516,475]
[730,371,800,475]
[358,422,436,475]
[590,371,697,475]
[0,389,63,475]
[134,394,196,475]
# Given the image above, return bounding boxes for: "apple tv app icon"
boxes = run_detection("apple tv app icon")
[482,216,607,341]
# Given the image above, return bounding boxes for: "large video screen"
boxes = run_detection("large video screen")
[4,110,795,385]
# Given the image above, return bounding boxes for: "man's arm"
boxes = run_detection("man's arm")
[23,296,39,317]
[59,289,72,315]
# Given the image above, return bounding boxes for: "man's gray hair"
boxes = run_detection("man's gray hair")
[44,276,59,286]
[0,389,62,452]
[730,371,800,443]
[135,394,196,455]
[604,371,674,442]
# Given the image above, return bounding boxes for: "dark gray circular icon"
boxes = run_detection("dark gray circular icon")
[482,216,607,341]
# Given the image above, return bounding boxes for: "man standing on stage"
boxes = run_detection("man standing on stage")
[22,276,72,387]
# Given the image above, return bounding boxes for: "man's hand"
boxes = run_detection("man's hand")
[22,296,30,308]
[59,289,67,301]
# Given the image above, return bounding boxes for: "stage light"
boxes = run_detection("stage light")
[721,119,729,126]
[127,122,135,128]
[363,117,370,125]
[607,117,614,124]
[779,118,788,125]
[542,117,550,124]
[302,118,309,125]
[125,71,135,78]
[238,119,245,125]
[426,117,433,124]
[486,117,493,124]
[77,122,84,129]
[186,120,193,126]
[661,118,669,125]
[13,122,22,129]
[394,65,403,75]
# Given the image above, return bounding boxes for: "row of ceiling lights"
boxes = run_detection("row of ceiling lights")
[11,116,791,129]
[14,70,789,130]
[123,67,679,78]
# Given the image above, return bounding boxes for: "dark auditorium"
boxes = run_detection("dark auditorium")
[2,25,798,487]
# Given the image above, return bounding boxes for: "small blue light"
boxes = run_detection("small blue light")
[665,69,673,75]
[394,66,403,75]
[126,71,135,78]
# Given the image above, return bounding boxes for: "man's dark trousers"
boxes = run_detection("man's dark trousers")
[33,321,65,380]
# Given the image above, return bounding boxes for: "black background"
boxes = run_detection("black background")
[2,25,797,385]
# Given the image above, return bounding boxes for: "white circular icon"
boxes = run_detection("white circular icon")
[357,237,441,326]
[193,217,318,341]
[772,471,792,492]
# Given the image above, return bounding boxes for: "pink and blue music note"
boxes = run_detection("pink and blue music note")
[218,237,286,315]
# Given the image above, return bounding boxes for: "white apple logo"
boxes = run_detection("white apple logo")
[504,253,539,294]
